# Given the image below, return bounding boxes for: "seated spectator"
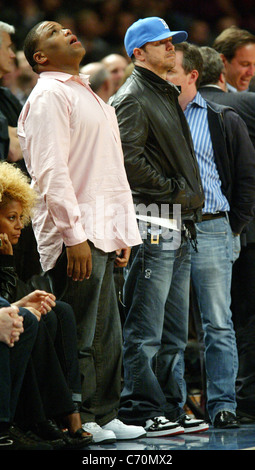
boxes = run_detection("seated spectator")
[0,161,92,447]
[0,109,9,160]
[76,9,113,64]
[101,53,128,94]
[213,25,255,92]
[80,62,114,102]
[0,297,52,449]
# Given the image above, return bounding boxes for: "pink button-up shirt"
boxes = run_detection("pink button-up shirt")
[18,71,141,272]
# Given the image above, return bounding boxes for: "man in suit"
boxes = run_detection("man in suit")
[199,46,255,146]
[212,25,255,92]
[167,41,255,428]
[198,46,255,423]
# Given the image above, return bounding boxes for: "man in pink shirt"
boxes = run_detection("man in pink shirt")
[17,20,144,444]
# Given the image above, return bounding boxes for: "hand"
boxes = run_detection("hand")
[115,247,131,268]
[13,290,56,316]
[7,126,23,162]
[0,306,23,347]
[23,306,42,321]
[66,241,92,281]
[0,233,13,255]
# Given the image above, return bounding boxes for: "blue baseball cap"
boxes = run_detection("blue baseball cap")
[124,17,188,57]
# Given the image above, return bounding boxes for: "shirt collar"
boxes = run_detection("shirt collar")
[39,71,90,86]
[186,91,207,111]
[227,82,237,92]
[135,66,181,94]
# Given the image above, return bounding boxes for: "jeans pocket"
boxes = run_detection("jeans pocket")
[196,220,227,236]
[232,233,241,263]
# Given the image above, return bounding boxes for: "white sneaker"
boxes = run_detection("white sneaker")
[145,416,184,437]
[102,418,146,440]
[82,422,116,444]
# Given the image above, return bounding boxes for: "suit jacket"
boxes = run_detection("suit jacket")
[0,109,9,160]
[204,100,255,234]
[199,86,255,243]
[199,86,255,148]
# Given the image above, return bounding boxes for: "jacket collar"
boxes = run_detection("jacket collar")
[199,85,224,93]
[134,66,180,94]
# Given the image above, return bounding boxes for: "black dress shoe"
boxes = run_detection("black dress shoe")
[34,419,92,449]
[213,411,240,429]
[31,420,66,449]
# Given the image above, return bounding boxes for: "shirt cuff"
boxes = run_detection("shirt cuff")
[61,222,87,247]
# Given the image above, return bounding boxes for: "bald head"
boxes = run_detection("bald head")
[80,62,114,102]
[101,53,128,93]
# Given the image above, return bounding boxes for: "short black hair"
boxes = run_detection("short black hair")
[23,22,44,73]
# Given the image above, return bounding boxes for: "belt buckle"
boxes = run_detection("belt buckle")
[151,234,159,244]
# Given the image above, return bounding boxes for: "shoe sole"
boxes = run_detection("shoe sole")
[92,437,117,444]
[146,426,184,437]
[214,423,240,429]
[64,438,93,449]
[183,424,209,433]
[114,432,147,440]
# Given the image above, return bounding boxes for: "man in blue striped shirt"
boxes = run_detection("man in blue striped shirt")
[183,91,230,215]
[167,42,255,429]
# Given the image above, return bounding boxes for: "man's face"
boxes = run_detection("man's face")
[167,51,189,92]
[141,37,176,77]
[34,21,85,71]
[0,31,16,77]
[224,43,255,91]
[103,55,128,93]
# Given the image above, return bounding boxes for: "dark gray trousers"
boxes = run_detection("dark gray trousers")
[47,243,123,426]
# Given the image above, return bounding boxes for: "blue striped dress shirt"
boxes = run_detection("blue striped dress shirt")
[184,92,229,214]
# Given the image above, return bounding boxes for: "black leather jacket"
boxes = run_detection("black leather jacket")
[111,66,204,222]
[0,254,51,303]
[0,255,28,303]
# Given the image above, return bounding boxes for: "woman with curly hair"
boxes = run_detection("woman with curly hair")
[0,161,92,448]
[0,161,36,224]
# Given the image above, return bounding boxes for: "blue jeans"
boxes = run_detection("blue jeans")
[191,216,240,423]
[119,227,191,426]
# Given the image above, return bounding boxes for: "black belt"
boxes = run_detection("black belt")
[202,211,226,221]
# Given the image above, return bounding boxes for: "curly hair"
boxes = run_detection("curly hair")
[0,162,37,225]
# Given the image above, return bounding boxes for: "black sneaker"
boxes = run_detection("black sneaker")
[145,416,184,437]
[0,426,53,450]
[177,415,209,433]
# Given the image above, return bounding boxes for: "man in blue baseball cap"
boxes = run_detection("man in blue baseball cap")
[124,16,187,58]
[111,17,208,437]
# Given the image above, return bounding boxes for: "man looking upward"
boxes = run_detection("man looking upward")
[17,21,144,444]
